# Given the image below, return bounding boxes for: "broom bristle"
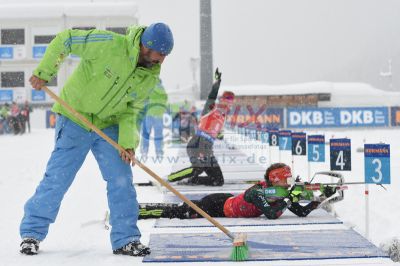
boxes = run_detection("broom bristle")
[230,233,249,261]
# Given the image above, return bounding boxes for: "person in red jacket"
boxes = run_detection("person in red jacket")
[167,68,235,186]
[140,163,336,219]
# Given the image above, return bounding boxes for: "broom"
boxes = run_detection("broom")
[42,86,249,261]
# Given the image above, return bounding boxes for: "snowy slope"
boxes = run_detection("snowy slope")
[0,128,398,266]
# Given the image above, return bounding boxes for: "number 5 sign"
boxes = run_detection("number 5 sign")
[330,138,351,171]
[308,135,325,162]
[364,144,390,184]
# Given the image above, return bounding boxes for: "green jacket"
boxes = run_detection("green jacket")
[145,81,168,117]
[33,26,160,149]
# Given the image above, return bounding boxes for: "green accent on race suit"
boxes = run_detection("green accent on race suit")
[263,186,290,198]
[139,209,163,217]
[168,167,193,181]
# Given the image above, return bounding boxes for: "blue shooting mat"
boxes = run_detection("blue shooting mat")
[143,229,388,262]
[153,208,342,228]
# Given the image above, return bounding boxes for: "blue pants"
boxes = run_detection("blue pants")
[141,115,164,155]
[20,115,140,250]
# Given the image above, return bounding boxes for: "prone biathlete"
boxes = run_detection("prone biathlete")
[141,163,337,219]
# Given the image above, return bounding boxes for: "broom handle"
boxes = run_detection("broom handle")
[42,86,235,241]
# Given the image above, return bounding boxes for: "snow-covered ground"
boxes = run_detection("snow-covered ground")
[0,126,398,265]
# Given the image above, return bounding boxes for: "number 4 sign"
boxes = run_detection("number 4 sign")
[364,144,391,184]
[330,138,351,171]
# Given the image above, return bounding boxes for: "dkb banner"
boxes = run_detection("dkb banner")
[287,107,388,128]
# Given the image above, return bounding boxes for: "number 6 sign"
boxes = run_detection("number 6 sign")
[364,144,390,184]
[291,132,306,156]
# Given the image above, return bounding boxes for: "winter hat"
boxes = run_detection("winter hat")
[220,91,235,104]
[141,23,174,55]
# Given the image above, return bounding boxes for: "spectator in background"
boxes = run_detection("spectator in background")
[0,103,10,134]
[171,104,197,143]
[9,102,23,135]
[21,100,33,133]
[189,105,199,131]
[140,78,168,159]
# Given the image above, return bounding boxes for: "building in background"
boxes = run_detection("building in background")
[223,82,400,108]
[0,2,138,106]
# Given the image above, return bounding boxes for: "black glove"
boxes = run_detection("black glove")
[309,201,320,210]
[214,68,222,81]
[323,186,336,198]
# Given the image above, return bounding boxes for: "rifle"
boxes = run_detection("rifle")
[294,181,387,191]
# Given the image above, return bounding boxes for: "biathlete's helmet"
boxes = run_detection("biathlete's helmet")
[220,91,235,104]
[265,163,292,185]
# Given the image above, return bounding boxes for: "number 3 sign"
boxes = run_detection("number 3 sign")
[364,144,391,184]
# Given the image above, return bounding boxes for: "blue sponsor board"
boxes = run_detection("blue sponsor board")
[330,139,351,171]
[279,130,292,151]
[0,90,13,102]
[250,128,257,140]
[364,144,390,184]
[291,132,306,155]
[308,135,325,162]
[31,89,46,101]
[32,46,47,59]
[227,105,284,128]
[391,106,400,126]
[256,129,262,141]
[287,107,388,128]
[260,129,269,144]
[0,47,13,59]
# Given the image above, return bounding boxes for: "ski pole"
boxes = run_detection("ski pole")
[41,86,248,259]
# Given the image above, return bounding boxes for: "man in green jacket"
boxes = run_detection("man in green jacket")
[20,22,174,257]
[140,78,168,159]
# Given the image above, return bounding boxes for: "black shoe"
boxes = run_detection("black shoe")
[113,241,151,256]
[20,238,39,255]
